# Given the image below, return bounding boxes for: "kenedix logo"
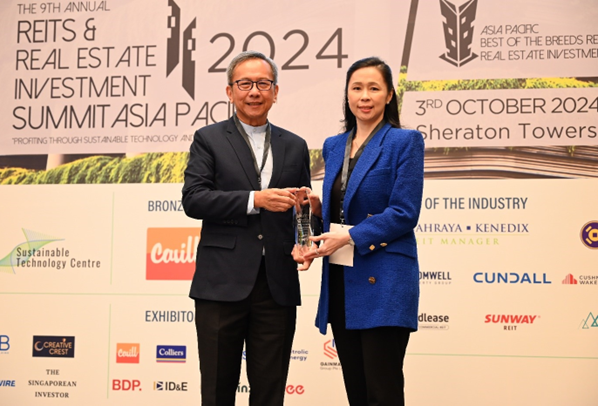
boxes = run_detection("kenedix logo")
[474,272,551,284]
[154,381,188,391]
[156,345,186,363]
[580,221,598,249]
[438,0,479,67]
[580,312,598,330]
[32,336,75,358]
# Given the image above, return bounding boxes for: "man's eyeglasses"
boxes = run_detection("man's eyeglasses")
[229,80,275,91]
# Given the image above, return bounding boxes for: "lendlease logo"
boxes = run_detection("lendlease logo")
[0,229,63,274]
[439,0,479,67]
[474,272,551,284]
[156,345,186,363]
[32,336,75,358]
[146,228,200,280]
[116,343,140,364]
[419,313,450,330]
[580,221,598,249]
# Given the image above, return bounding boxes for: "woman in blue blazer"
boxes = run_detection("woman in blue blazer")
[300,57,424,405]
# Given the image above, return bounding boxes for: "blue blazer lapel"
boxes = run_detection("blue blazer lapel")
[322,133,348,227]
[225,118,261,190]
[343,124,390,219]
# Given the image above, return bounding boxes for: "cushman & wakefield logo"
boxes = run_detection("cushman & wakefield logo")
[439,0,479,67]
[156,345,186,363]
[146,228,200,280]
[116,343,140,364]
[563,273,597,285]
[32,336,75,358]
[485,314,539,331]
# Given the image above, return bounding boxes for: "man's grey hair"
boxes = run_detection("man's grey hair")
[226,51,279,85]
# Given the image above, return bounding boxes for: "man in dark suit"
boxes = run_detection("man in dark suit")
[182,51,311,406]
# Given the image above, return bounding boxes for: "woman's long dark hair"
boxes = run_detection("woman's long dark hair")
[342,57,401,132]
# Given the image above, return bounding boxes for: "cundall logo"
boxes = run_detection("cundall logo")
[116,343,140,364]
[474,272,551,284]
[146,228,200,280]
[156,345,186,363]
[485,314,539,331]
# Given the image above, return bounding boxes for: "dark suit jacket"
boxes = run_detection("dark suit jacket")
[182,117,311,306]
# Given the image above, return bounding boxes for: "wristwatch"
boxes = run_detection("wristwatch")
[347,236,355,246]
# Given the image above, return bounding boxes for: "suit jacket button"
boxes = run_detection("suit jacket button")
[380,242,387,247]
[368,277,376,284]
[258,234,263,240]
[369,244,375,251]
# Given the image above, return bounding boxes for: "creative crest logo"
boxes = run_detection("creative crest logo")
[580,312,598,330]
[116,343,140,364]
[485,314,539,331]
[580,221,598,249]
[156,345,186,363]
[32,336,75,358]
[439,0,479,67]
[146,228,200,280]
[0,229,64,274]
[166,0,196,99]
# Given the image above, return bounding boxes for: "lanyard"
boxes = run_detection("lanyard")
[233,114,271,186]
[339,120,386,224]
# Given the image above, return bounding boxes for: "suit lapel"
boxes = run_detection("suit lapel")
[224,118,261,190]
[268,125,285,188]
[343,124,390,218]
[322,133,347,225]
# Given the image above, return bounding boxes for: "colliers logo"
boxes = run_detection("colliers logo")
[116,343,140,364]
[156,345,186,363]
[32,336,75,358]
[580,221,598,249]
[146,228,200,280]
[439,0,479,67]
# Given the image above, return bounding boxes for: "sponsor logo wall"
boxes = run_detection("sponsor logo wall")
[1,0,597,405]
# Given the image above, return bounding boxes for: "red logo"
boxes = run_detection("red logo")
[286,385,305,395]
[112,379,141,391]
[563,274,578,284]
[116,343,140,364]
[323,339,337,359]
[484,315,538,324]
[146,228,200,280]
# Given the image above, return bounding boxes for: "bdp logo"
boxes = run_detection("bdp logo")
[166,0,196,99]
[563,274,578,284]
[146,228,200,280]
[116,343,140,364]
[323,339,337,359]
[156,345,186,363]
[0,335,10,352]
[32,336,75,358]
[439,0,479,67]
[580,221,598,249]
[112,379,141,391]
[154,381,188,391]
[580,312,598,330]
[286,385,305,395]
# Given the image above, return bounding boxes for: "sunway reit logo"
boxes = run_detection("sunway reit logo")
[485,314,539,331]
[146,228,200,280]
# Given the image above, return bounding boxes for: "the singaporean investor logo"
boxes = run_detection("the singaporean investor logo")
[146,228,200,280]
[439,0,479,67]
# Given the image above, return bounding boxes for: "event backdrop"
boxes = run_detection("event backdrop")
[1,0,597,405]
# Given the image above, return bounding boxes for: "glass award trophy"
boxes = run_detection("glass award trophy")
[295,189,312,248]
